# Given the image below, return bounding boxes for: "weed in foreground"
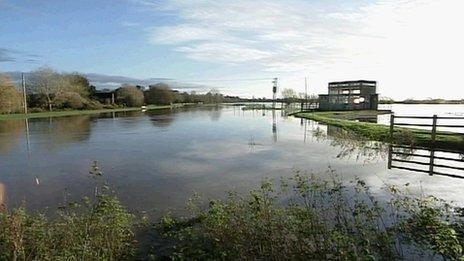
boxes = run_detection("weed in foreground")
[156,173,464,260]
[0,187,134,260]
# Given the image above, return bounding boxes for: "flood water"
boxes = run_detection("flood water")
[1,104,463,217]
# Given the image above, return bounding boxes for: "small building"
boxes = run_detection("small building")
[318,80,378,111]
[94,90,116,105]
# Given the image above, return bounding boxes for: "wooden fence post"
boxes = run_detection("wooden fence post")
[388,113,395,169]
[389,113,395,141]
[429,114,438,176]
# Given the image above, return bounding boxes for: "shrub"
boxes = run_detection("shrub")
[0,190,134,260]
[0,74,23,114]
[54,92,88,109]
[1,172,463,260]
[145,83,174,105]
[156,174,464,260]
[85,99,104,110]
[116,85,144,107]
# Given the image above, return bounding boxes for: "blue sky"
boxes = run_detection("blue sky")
[1,0,463,99]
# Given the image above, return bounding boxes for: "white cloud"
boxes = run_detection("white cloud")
[121,21,140,27]
[149,25,229,44]
[176,42,273,63]
[142,0,464,99]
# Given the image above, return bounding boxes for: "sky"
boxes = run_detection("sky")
[1,0,463,99]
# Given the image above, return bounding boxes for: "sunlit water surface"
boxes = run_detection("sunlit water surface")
[0,104,463,217]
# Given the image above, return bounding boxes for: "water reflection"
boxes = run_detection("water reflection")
[0,120,24,155]
[147,109,175,128]
[388,145,464,179]
[0,182,5,210]
[1,105,464,217]
[272,110,277,143]
[312,124,389,163]
[208,106,222,121]
[34,116,92,151]
[98,110,143,119]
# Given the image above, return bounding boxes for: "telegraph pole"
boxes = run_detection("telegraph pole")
[272,78,278,109]
[21,73,28,114]
[305,77,308,100]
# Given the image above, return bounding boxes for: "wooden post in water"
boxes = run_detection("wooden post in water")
[388,113,395,169]
[429,114,438,176]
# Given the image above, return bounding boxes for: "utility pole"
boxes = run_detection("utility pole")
[305,77,308,100]
[304,77,308,110]
[21,73,28,114]
[272,78,278,108]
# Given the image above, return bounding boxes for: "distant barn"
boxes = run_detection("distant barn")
[318,80,378,111]
[93,90,116,104]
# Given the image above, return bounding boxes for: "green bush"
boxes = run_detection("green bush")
[1,173,463,260]
[0,191,134,260]
[0,74,23,114]
[116,85,144,107]
[85,99,104,110]
[54,92,88,109]
[156,174,464,260]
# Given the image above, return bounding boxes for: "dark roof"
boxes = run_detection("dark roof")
[94,90,116,94]
[329,80,376,85]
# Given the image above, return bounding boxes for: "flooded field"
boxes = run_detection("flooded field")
[0,104,463,217]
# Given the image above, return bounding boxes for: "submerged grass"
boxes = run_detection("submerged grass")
[294,110,464,150]
[1,173,464,260]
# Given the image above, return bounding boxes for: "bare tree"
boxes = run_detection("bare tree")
[281,88,298,100]
[27,67,65,111]
[208,88,223,103]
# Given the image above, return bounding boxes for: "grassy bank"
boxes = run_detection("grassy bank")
[294,110,464,150]
[3,174,463,260]
[0,104,185,121]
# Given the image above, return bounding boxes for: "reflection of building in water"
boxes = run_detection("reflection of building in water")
[0,183,5,209]
[272,110,277,143]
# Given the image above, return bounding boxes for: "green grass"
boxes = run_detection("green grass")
[308,110,391,120]
[0,104,184,121]
[294,110,464,150]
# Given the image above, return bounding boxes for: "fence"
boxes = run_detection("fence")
[387,114,464,178]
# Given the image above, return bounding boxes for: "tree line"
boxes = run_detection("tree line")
[0,68,230,114]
